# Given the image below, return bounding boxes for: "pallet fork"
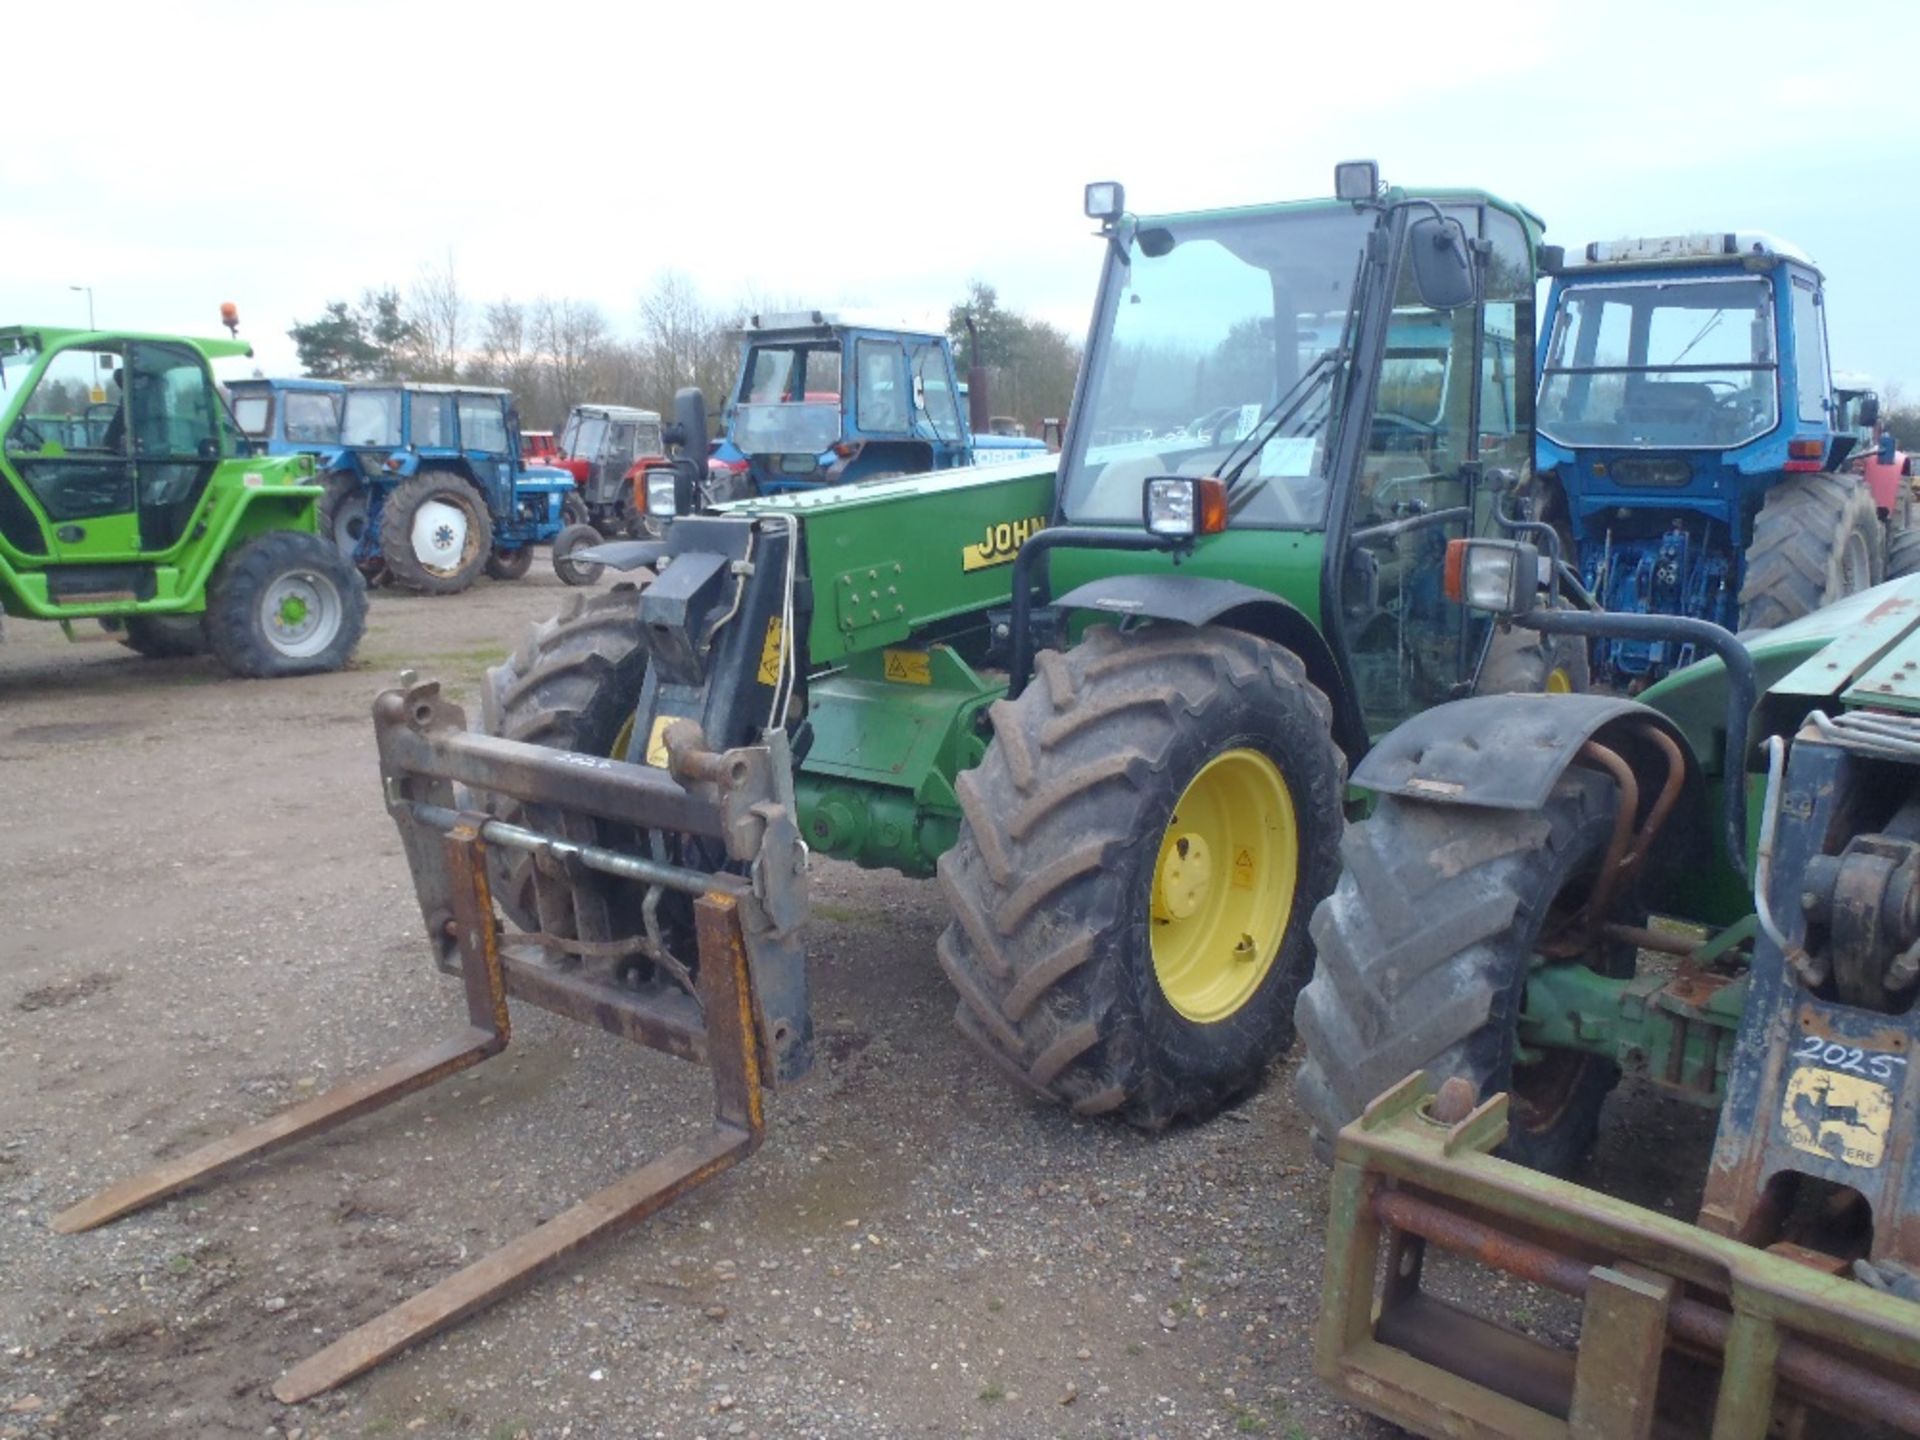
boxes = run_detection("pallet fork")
[54,675,811,1401]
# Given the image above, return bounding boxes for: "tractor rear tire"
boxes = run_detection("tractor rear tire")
[485,545,535,582]
[381,469,492,594]
[204,531,366,678]
[936,625,1347,1130]
[1294,767,1627,1176]
[317,471,371,562]
[1738,473,1881,631]
[119,614,209,659]
[479,585,651,934]
[1477,617,1589,696]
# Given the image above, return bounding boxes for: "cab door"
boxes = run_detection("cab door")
[1340,206,1537,737]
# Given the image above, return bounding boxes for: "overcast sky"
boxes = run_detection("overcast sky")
[6,0,1917,395]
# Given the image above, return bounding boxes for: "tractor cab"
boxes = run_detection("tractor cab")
[1049,167,1559,745]
[555,402,664,535]
[716,312,973,499]
[1532,233,1888,683]
[226,377,346,456]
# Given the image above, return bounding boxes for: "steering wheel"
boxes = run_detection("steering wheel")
[8,418,47,450]
[1370,411,1435,453]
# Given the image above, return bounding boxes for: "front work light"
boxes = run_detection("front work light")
[1443,538,1541,615]
[1144,475,1228,538]
[1085,181,1125,223]
[1333,160,1379,203]
[645,466,680,519]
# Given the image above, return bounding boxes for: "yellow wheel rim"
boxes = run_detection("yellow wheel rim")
[1149,748,1297,1024]
[611,712,637,762]
[1546,665,1574,695]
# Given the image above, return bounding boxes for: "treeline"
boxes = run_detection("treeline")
[286,260,1081,437]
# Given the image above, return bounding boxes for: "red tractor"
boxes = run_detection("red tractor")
[552,403,665,536]
[520,429,560,465]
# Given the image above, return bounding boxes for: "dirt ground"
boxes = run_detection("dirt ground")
[0,573,1719,1440]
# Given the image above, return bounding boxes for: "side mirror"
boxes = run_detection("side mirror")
[672,388,709,455]
[1860,394,1882,427]
[1409,215,1476,311]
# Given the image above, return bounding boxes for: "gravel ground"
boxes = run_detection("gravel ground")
[0,572,1718,1440]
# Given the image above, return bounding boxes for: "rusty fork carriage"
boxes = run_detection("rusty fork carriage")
[54,675,812,1402]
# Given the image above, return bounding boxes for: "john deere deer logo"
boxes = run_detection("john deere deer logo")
[962,514,1047,572]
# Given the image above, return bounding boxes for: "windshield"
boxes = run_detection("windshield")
[568,414,609,460]
[734,401,839,456]
[231,393,270,436]
[1537,276,1778,449]
[1060,205,1374,528]
[741,342,842,405]
[341,388,402,447]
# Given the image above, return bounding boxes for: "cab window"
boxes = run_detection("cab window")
[456,393,508,453]
[856,340,909,433]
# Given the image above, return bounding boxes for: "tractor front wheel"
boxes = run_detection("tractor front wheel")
[204,531,366,678]
[937,625,1347,1129]
[1739,473,1881,631]
[1294,767,1628,1175]
[552,523,606,586]
[485,545,535,582]
[317,471,371,562]
[380,470,492,594]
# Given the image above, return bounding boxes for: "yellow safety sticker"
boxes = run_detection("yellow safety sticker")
[883,648,932,685]
[1230,846,1255,891]
[644,713,675,769]
[961,514,1047,572]
[1782,1066,1892,1169]
[757,616,784,686]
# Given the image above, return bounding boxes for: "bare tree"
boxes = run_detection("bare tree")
[404,251,465,380]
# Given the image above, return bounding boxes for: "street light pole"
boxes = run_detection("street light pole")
[69,285,94,330]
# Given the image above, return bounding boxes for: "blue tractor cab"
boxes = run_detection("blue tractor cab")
[688,312,1045,515]
[1535,232,1901,682]
[321,383,599,594]
[226,376,347,458]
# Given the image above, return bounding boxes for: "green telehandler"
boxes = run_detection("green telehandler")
[61,163,1585,1397]
[0,320,365,677]
[1301,537,1920,1435]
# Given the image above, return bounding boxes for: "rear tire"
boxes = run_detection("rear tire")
[1739,473,1880,631]
[204,531,366,678]
[380,469,491,594]
[936,625,1347,1129]
[1294,767,1627,1175]
[120,614,209,659]
[1478,616,1590,696]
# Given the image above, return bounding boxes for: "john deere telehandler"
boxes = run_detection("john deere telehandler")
[0,322,365,676]
[1301,539,1920,1435]
[62,163,1587,1397]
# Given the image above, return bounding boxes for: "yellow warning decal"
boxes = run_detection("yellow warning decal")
[961,514,1047,572]
[757,616,785,686]
[644,714,675,769]
[1782,1066,1892,1169]
[883,648,932,685]
[1230,846,1255,891]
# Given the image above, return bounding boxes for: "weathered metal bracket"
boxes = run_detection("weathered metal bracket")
[1317,1074,1920,1439]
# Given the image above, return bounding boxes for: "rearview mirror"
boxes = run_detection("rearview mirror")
[1408,215,1476,311]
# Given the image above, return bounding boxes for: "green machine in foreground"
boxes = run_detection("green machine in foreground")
[0,321,364,676]
[1300,540,1920,1435]
[64,165,1590,1396]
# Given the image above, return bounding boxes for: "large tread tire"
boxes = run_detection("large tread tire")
[937,624,1348,1130]
[480,585,651,933]
[484,545,534,582]
[203,531,367,678]
[316,471,371,563]
[1294,767,1626,1176]
[1738,473,1881,631]
[380,469,492,595]
[1478,616,1590,696]
[119,614,209,659]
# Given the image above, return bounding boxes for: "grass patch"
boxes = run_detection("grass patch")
[978,1379,1006,1403]
[1232,1409,1267,1433]
[986,1296,1005,1313]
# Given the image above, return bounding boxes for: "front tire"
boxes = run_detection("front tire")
[1294,767,1627,1175]
[204,531,367,678]
[552,523,606,586]
[937,625,1347,1129]
[380,470,491,594]
[485,545,534,581]
[316,471,371,562]
[1739,473,1880,631]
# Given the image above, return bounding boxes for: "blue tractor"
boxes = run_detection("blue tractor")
[226,376,347,459]
[319,382,600,594]
[685,312,1045,516]
[1534,232,1907,683]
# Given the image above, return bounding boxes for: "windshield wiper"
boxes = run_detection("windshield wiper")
[1669,309,1726,367]
[1216,347,1348,489]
